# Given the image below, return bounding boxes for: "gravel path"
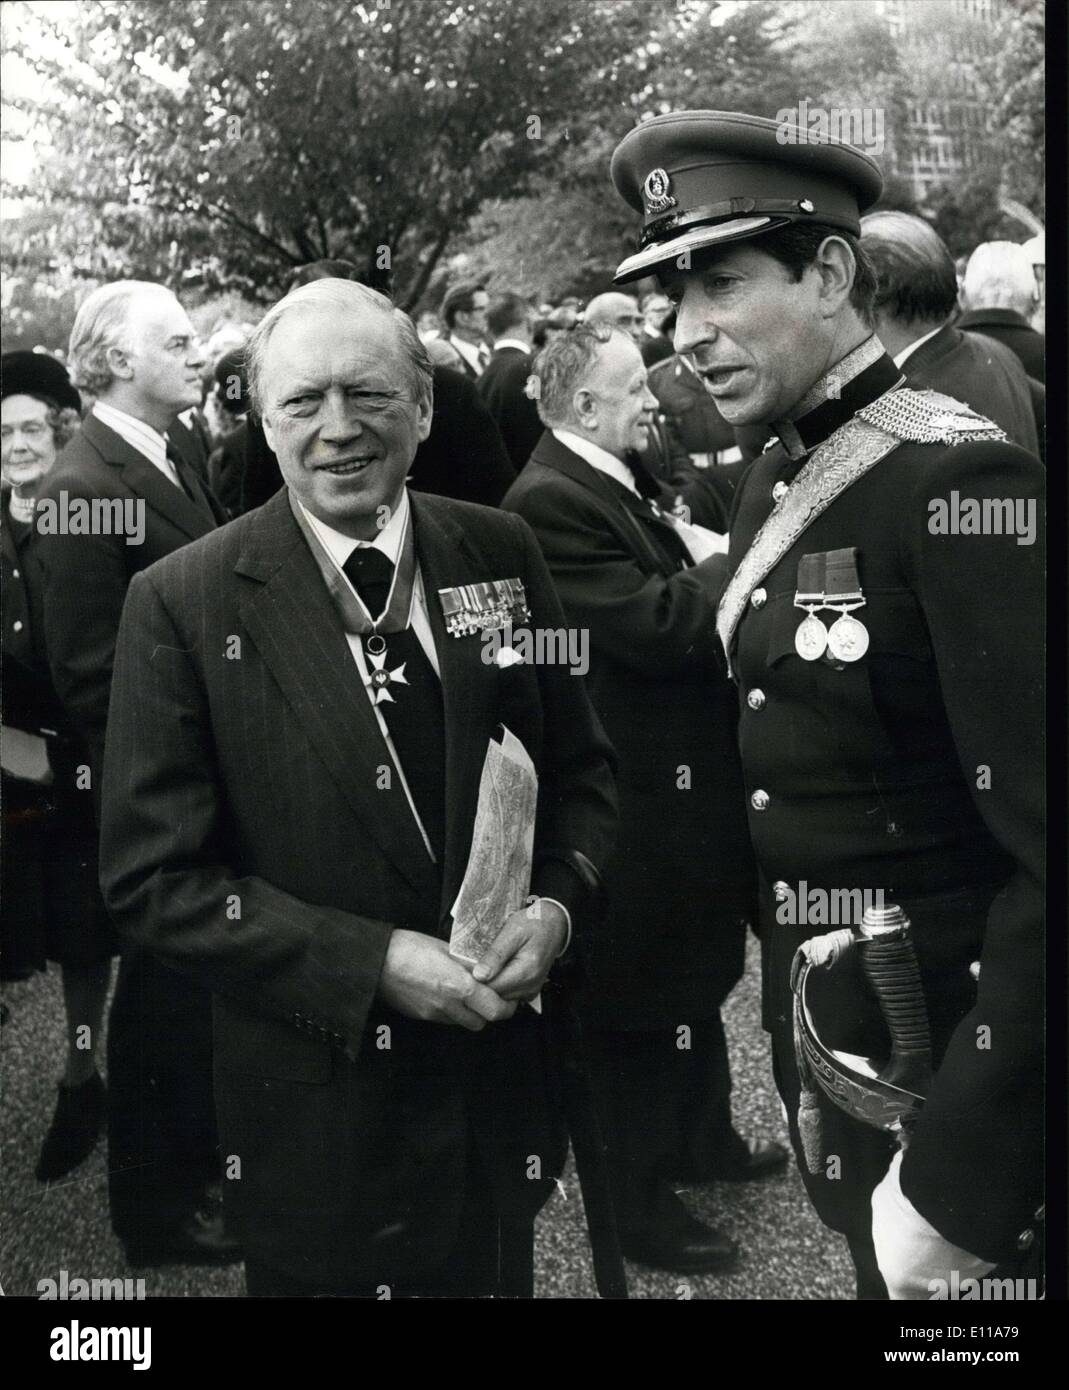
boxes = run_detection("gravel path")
[1,933,852,1300]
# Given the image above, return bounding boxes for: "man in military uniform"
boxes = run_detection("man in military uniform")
[610,111,1044,1299]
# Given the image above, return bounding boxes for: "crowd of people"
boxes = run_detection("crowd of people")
[0,105,1045,1300]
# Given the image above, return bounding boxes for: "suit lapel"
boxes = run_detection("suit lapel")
[236,492,437,898]
[407,491,502,917]
[83,414,215,542]
[530,434,682,577]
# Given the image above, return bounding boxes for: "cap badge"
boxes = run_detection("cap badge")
[643,167,677,215]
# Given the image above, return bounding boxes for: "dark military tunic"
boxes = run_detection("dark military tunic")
[721,339,1044,1266]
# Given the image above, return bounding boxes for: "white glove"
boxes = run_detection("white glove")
[871,1149,996,1300]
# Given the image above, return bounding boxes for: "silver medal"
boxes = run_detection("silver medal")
[826,613,869,662]
[795,612,828,661]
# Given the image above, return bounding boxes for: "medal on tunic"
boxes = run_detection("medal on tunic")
[795,612,829,660]
[822,546,869,664]
[826,613,869,662]
[437,578,530,637]
[793,553,828,661]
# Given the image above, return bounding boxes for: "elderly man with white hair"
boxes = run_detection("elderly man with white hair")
[34,279,235,1268]
[957,240,1045,380]
[98,276,617,1297]
[502,325,786,1277]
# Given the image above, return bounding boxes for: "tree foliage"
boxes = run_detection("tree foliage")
[2,0,1046,316]
[3,0,649,307]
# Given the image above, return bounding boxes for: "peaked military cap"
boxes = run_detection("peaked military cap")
[610,110,884,284]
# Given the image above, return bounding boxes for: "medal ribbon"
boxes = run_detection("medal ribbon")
[824,547,863,605]
[716,413,901,674]
[289,492,417,635]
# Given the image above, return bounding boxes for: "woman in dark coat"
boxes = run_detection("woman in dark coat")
[1,351,116,1180]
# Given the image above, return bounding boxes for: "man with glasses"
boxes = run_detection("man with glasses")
[442,280,491,378]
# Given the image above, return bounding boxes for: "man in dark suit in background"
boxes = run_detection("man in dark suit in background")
[957,240,1045,380]
[477,292,542,472]
[99,278,617,1297]
[503,324,786,1276]
[861,212,1041,458]
[34,280,235,1267]
[441,280,491,378]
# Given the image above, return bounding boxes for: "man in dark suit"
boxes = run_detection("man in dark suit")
[98,277,617,1297]
[958,241,1045,380]
[477,292,542,471]
[611,110,1043,1299]
[503,324,786,1276]
[35,280,235,1267]
[441,280,491,378]
[861,212,1041,457]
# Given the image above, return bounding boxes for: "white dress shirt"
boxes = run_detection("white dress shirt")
[297,487,440,859]
[448,334,488,376]
[92,400,183,490]
[490,338,531,356]
[551,428,641,495]
[892,323,943,369]
[551,428,726,561]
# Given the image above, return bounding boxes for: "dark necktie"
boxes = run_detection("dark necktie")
[166,443,217,527]
[342,546,446,867]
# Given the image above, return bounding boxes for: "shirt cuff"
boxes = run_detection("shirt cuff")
[534,897,572,958]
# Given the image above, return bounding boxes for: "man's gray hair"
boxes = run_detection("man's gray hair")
[245,278,433,418]
[962,241,1037,316]
[530,322,615,428]
[68,281,172,396]
[859,210,958,325]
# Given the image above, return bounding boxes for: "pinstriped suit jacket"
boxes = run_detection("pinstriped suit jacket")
[99,486,617,1286]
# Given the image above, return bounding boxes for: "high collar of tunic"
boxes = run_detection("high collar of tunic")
[771,335,904,460]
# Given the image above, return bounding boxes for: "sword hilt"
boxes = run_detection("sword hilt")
[859,904,932,1096]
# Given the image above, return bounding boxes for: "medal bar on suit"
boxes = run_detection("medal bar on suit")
[438,577,531,637]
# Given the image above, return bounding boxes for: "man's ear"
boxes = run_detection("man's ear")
[573,387,596,429]
[261,412,276,453]
[815,236,856,319]
[415,393,433,443]
[105,344,134,382]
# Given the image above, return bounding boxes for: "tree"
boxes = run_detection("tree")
[2,0,649,307]
[451,0,806,303]
[925,173,1023,258]
[986,0,1045,215]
